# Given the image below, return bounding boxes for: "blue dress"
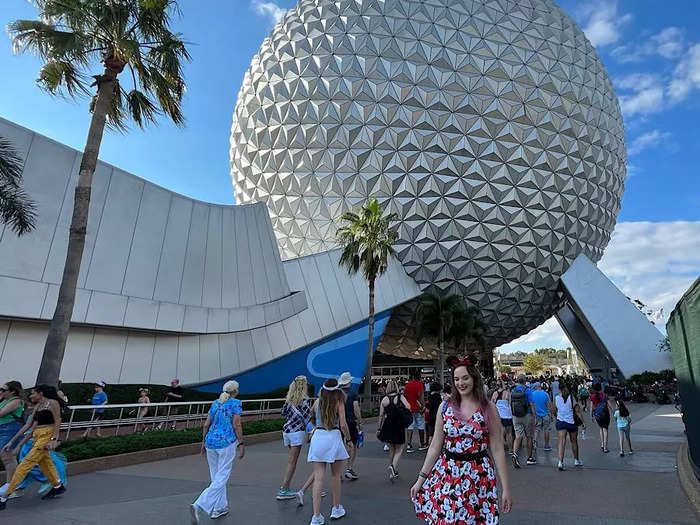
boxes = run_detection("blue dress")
[16,434,67,490]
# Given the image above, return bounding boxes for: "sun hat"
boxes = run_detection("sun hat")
[338,372,353,386]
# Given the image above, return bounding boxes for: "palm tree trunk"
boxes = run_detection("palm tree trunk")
[35,67,118,387]
[362,278,376,397]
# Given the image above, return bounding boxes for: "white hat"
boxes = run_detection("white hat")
[95,380,106,388]
[338,372,353,386]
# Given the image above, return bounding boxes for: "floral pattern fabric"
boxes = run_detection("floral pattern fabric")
[205,398,243,449]
[413,402,499,524]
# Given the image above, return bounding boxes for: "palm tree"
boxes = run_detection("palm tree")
[415,292,464,384]
[337,199,398,396]
[0,136,36,235]
[9,0,190,386]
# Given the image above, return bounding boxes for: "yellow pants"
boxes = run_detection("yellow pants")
[5,426,60,495]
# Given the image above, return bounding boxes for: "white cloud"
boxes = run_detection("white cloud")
[612,27,684,63]
[599,221,700,323]
[668,43,700,103]
[654,27,685,59]
[497,221,700,353]
[618,84,665,117]
[627,129,672,156]
[581,1,632,48]
[251,0,287,25]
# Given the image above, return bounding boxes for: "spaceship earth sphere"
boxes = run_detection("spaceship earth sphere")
[230,0,627,347]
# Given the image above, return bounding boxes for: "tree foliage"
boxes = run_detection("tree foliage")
[522,353,547,374]
[9,0,191,131]
[0,136,36,235]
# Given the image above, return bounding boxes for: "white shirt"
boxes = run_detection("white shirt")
[555,395,574,424]
[496,399,513,420]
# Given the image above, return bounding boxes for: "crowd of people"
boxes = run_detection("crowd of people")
[1,364,640,523]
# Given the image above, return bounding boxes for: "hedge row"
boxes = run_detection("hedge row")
[58,418,284,462]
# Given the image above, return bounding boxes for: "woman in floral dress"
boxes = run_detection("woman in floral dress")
[411,356,512,524]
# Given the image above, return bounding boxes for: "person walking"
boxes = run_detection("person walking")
[135,388,150,433]
[307,378,351,525]
[531,382,553,453]
[163,378,184,430]
[491,383,514,453]
[553,382,583,470]
[0,381,25,490]
[0,385,66,510]
[82,381,108,438]
[377,380,411,482]
[510,374,535,467]
[9,430,68,498]
[412,356,512,523]
[338,372,361,481]
[426,382,442,444]
[404,369,428,452]
[614,399,633,456]
[590,382,612,453]
[190,380,244,524]
[277,375,312,500]
[578,383,589,411]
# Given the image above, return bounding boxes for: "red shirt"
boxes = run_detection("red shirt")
[404,380,424,413]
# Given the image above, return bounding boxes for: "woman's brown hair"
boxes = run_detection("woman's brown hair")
[5,381,24,400]
[319,378,345,429]
[448,356,489,416]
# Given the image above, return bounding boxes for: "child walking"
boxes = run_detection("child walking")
[613,399,633,456]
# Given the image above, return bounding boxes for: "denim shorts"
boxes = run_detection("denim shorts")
[0,421,22,449]
[556,420,578,433]
[408,412,425,431]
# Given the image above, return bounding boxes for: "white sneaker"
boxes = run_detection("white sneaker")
[296,489,304,507]
[574,459,583,467]
[557,460,565,471]
[383,444,389,451]
[310,514,325,525]
[330,505,346,520]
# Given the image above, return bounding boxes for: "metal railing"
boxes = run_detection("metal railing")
[60,398,289,441]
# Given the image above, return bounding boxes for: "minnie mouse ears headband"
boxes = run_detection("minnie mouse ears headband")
[447,356,475,369]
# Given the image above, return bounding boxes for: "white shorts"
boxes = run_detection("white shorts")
[283,430,306,447]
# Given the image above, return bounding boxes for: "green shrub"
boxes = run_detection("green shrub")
[58,418,284,462]
[628,369,676,385]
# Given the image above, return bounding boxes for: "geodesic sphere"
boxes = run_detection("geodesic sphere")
[230,0,626,347]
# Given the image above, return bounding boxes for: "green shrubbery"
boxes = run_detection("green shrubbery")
[627,369,676,385]
[58,418,285,462]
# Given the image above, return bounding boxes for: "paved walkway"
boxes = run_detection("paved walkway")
[3,403,696,524]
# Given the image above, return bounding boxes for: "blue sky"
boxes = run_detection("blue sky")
[1,1,699,352]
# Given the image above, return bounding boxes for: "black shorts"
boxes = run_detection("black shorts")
[501,418,513,427]
[347,421,359,445]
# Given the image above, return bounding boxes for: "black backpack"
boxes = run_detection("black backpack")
[511,389,528,417]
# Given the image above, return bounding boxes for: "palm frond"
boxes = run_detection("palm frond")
[0,137,36,235]
[125,89,160,127]
[38,60,89,96]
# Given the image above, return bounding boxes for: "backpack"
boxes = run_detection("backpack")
[511,388,528,417]
[387,395,413,428]
[592,393,607,419]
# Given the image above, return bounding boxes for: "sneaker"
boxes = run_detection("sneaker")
[620,452,625,457]
[38,483,52,496]
[7,491,22,499]
[310,514,325,525]
[418,443,429,451]
[557,460,565,471]
[526,457,537,465]
[574,459,583,467]
[628,450,634,454]
[406,444,415,453]
[277,489,297,500]
[388,465,397,482]
[383,444,390,452]
[41,484,66,500]
[211,508,229,519]
[511,452,521,469]
[190,504,202,525]
[344,469,359,480]
[296,490,305,507]
[543,446,552,452]
[330,504,346,520]
[603,448,610,453]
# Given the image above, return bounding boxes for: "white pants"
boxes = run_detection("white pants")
[194,443,237,516]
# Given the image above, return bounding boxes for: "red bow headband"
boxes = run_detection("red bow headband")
[447,356,474,368]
